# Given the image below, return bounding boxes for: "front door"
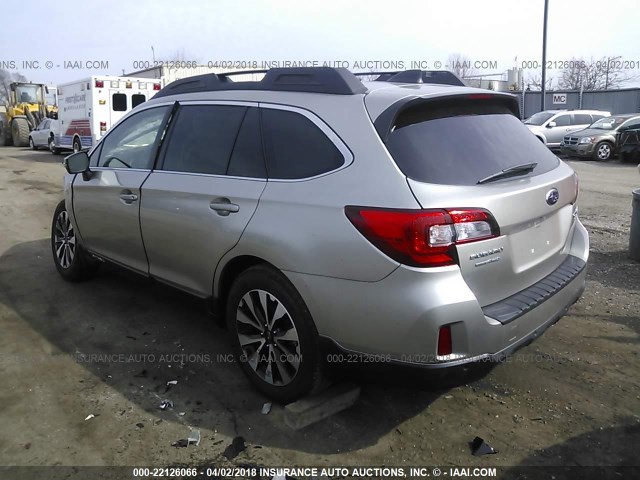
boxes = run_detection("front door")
[72,106,170,273]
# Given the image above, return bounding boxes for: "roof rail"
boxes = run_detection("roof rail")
[354,70,465,86]
[153,67,368,98]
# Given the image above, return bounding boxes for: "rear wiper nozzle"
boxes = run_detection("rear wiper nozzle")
[477,162,538,185]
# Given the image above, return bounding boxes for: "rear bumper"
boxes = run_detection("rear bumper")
[285,218,589,368]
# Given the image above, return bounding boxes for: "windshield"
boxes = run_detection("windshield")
[524,111,555,125]
[590,117,626,130]
[15,85,42,104]
[386,112,559,186]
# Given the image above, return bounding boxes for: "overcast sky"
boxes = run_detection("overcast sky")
[2,0,639,86]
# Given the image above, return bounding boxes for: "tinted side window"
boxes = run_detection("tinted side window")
[262,109,344,179]
[623,119,640,130]
[553,115,570,126]
[162,105,246,175]
[132,94,146,108]
[98,107,169,169]
[227,107,266,178]
[573,114,592,125]
[112,93,127,111]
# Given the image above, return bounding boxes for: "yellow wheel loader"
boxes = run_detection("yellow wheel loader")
[0,82,57,147]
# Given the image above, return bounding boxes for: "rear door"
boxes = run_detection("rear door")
[571,113,593,132]
[140,103,266,296]
[72,105,170,273]
[381,97,578,306]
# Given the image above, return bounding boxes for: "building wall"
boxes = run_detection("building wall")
[509,89,640,118]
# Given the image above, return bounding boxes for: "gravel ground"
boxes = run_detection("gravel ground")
[0,147,638,479]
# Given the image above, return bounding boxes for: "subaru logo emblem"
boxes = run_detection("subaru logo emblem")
[546,188,559,206]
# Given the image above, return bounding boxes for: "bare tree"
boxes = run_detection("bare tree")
[447,53,477,79]
[524,72,555,91]
[558,57,634,90]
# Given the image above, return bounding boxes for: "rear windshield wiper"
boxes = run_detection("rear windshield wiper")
[477,162,538,185]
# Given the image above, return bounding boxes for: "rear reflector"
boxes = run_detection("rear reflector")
[437,325,452,356]
[345,207,499,267]
[95,80,104,88]
[153,83,161,91]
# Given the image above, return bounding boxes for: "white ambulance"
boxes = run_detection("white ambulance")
[57,76,160,152]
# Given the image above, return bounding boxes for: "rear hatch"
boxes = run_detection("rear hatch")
[375,93,578,307]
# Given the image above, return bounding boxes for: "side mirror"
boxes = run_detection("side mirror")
[547,121,557,128]
[64,151,92,180]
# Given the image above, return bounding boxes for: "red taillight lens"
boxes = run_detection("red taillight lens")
[153,83,161,90]
[95,80,104,88]
[437,325,452,356]
[345,207,499,268]
[100,121,107,132]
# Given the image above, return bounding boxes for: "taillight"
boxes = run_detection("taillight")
[95,80,104,88]
[437,325,452,356]
[345,207,499,268]
[100,121,107,132]
[153,83,161,91]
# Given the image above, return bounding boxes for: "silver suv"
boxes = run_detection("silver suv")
[52,68,589,401]
[524,109,610,148]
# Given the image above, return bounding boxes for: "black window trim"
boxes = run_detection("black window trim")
[90,103,175,172]
[153,100,353,182]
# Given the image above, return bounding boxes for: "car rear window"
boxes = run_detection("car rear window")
[385,105,560,186]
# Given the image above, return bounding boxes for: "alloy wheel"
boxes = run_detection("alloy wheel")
[53,210,76,268]
[597,143,611,160]
[235,289,301,386]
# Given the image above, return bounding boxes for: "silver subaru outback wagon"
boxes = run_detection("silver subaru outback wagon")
[52,68,589,401]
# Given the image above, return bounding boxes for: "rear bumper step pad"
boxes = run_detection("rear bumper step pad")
[482,255,586,324]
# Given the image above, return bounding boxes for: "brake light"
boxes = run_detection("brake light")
[437,325,453,356]
[467,94,493,99]
[153,83,161,91]
[100,121,107,132]
[345,207,499,267]
[95,80,104,88]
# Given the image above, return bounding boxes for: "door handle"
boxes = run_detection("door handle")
[210,198,239,216]
[119,191,138,203]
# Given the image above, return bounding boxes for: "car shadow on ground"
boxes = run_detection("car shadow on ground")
[501,423,640,480]
[0,238,495,455]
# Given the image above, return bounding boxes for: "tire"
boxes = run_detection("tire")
[72,138,82,153]
[11,118,30,147]
[593,141,613,161]
[48,136,60,155]
[51,200,98,282]
[226,265,324,402]
[29,136,36,150]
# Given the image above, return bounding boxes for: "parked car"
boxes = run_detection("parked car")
[29,118,62,154]
[560,114,640,161]
[51,68,589,401]
[615,123,640,163]
[524,110,610,148]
